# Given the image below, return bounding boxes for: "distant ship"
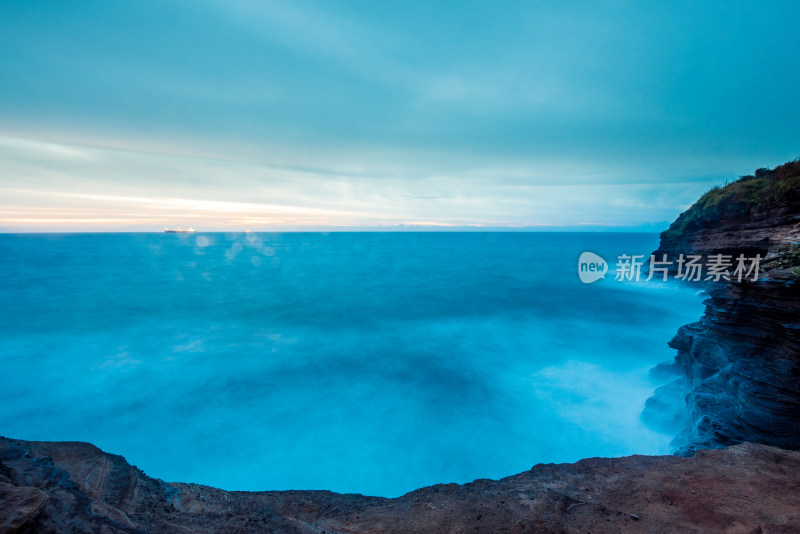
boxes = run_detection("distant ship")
[163,227,197,233]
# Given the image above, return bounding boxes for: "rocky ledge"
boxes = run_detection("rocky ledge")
[645,159,800,454]
[2,436,800,534]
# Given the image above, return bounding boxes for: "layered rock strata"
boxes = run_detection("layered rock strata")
[646,160,800,453]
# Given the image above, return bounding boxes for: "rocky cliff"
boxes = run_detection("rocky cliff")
[646,159,800,454]
[2,436,800,533]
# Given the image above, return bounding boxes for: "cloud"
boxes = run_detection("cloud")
[1,2,799,231]
[0,135,721,232]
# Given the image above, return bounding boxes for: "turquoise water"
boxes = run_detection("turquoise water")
[0,232,703,496]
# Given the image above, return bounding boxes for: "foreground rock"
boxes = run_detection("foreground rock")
[2,436,799,533]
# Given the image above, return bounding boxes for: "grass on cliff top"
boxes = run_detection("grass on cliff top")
[662,159,800,242]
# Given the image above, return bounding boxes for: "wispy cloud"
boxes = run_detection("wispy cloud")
[0,136,721,232]
[0,1,798,231]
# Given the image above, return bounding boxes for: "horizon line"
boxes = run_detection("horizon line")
[0,226,669,235]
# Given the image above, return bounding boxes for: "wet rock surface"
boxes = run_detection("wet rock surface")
[663,280,800,454]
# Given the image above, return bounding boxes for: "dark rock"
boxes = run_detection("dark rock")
[642,378,690,434]
[644,160,800,454]
[0,481,48,533]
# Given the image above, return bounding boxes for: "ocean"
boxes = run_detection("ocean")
[0,232,703,497]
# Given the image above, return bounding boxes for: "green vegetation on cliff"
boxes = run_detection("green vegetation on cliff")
[662,159,800,242]
[773,243,800,270]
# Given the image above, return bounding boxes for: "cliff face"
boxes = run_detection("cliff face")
[2,436,800,534]
[654,200,800,261]
[656,160,800,260]
[647,160,800,454]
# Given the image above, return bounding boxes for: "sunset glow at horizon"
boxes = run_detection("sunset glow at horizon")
[2,1,798,232]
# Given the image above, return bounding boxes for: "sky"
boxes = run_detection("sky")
[1,0,798,232]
